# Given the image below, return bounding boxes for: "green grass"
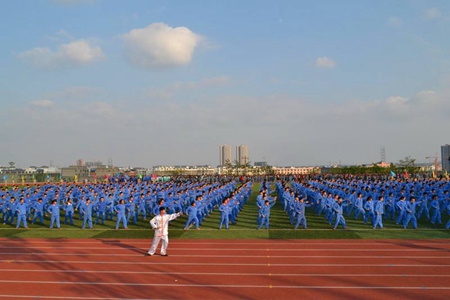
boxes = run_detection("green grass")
[2,183,449,239]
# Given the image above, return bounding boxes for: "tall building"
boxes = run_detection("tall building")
[442,144,450,172]
[236,145,249,165]
[219,145,232,166]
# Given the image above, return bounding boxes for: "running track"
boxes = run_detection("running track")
[0,238,448,299]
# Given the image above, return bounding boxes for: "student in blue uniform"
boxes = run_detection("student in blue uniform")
[5,197,17,225]
[354,193,365,220]
[114,199,128,230]
[47,199,61,229]
[403,197,419,229]
[373,196,384,229]
[332,197,348,230]
[15,197,29,229]
[64,199,75,225]
[258,199,276,230]
[82,198,93,229]
[219,199,229,230]
[364,196,375,226]
[294,197,310,229]
[430,195,441,225]
[396,196,407,225]
[184,201,200,230]
[95,196,107,225]
[31,198,45,225]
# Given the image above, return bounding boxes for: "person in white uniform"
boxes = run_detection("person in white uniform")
[146,207,182,256]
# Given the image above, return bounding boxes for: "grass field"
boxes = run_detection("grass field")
[1,183,449,239]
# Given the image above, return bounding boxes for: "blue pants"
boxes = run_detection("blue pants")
[5,211,16,224]
[333,215,347,229]
[16,214,28,228]
[354,207,364,220]
[258,216,270,229]
[373,213,383,229]
[294,214,307,229]
[403,213,417,229]
[219,214,229,229]
[64,212,74,225]
[417,206,429,220]
[185,215,199,229]
[50,215,60,229]
[364,211,375,225]
[115,214,128,229]
[431,209,441,224]
[32,211,44,224]
[83,214,92,229]
[396,210,405,225]
[127,211,137,225]
[95,211,106,224]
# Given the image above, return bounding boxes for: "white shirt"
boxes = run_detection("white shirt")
[150,212,182,236]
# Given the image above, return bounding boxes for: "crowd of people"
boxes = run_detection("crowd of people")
[0,176,449,231]
[0,179,246,230]
[276,177,450,230]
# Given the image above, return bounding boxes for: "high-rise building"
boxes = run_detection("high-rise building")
[236,145,249,165]
[219,145,232,166]
[441,144,450,172]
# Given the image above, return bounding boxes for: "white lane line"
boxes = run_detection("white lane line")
[0,280,449,290]
[0,247,447,252]
[0,241,448,245]
[0,269,449,277]
[1,260,449,267]
[0,253,448,259]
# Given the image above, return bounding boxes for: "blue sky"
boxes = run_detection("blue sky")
[1,0,449,168]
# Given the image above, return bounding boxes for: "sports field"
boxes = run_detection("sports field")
[0,238,448,299]
[1,182,449,299]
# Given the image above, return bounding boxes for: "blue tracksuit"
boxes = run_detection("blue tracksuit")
[64,202,74,225]
[396,200,407,225]
[430,199,441,224]
[219,202,229,229]
[403,201,419,229]
[294,201,310,229]
[184,205,199,229]
[82,202,93,229]
[373,200,384,229]
[258,202,276,229]
[115,203,128,229]
[333,201,347,230]
[16,202,28,228]
[47,204,61,229]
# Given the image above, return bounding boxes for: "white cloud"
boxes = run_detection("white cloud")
[425,8,441,20]
[315,57,336,68]
[122,22,202,69]
[146,76,231,100]
[388,17,403,28]
[30,100,54,107]
[17,39,105,69]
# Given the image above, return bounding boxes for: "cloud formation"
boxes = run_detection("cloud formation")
[315,56,336,68]
[30,100,54,108]
[425,8,441,20]
[122,23,202,69]
[18,40,105,69]
[146,76,231,100]
[388,17,403,28]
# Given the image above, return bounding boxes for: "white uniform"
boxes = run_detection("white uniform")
[147,212,182,255]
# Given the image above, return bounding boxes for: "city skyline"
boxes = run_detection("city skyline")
[1,1,449,168]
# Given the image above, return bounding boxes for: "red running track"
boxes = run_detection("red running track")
[0,238,448,299]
